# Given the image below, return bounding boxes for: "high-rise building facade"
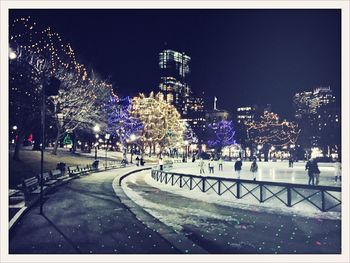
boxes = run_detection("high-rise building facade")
[236,106,257,124]
[159,49,206,141]
[293,87,340,158]
[159,49,191,115]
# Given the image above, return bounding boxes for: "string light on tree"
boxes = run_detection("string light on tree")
[245,111,301,161]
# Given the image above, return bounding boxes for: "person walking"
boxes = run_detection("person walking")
[158,157,164,171]
[234,158,243,179]
[334,160,342,184]
[289,156,294,168]
[135,156,140,166]
[305,159,314,185]
[314,161,321,185]
[218,157,224,171]
[208,159,214,174]
[192,154,196,163]
[250,159,258,181]
[198,158,205,174]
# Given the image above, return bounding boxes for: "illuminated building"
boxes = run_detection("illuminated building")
[236,106,256,124]
[293,87,340,158]
[159,49,191,115]
[158,49,206,141]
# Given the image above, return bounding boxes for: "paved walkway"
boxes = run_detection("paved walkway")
[9,167,179,254]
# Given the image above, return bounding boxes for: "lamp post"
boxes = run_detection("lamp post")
[105,133,110,170]
[93,124,100,160]
[129,134,137,163]
[9,47,17,60]
[10,47,60,214]
[11,125,17,145]
[36,57,49,215]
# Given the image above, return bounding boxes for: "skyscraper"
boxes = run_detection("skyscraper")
[159,49,205,141]
[159,49,191,115]
[293,87,340,158]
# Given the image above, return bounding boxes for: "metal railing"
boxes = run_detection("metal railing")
[151,169,341,212]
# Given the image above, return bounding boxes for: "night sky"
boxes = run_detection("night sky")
[10,9,341,118]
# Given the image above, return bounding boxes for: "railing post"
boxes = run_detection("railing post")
[287,187,292,207]
[218,179,221,195]
[260,184,265,203]
[237,181,241,199]
[321,190,326,212]
[190,176,193,190]
[180,175,183,188]
[202,178,206,192]
[171,174,174,185]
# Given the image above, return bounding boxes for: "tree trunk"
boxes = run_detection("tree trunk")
[32,128,41,151]
[13,133,24,161]
[71,131,77,153]
[52,125,61,155]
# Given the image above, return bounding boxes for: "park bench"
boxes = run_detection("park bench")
[22,176,44,194]
[51,169,64,179]
[68,166,81,177]
[39,172,57,186]
[109,160,119,168]
[9,189,21,197]
[78,165,90,175]
[9,189,25,207]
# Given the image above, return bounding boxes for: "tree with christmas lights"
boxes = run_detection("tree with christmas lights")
[50,71,112,154]
[9,17,113,157]
[207,120,236,157]
[183,122,199,145]
[131,92,184,157]
[245,111,300,161]
[104,94,143,159]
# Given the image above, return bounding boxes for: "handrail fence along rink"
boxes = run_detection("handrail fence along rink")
[151,169,341,213]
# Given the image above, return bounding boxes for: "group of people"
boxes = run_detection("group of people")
[135,156,145,166]
[197,157,259,180]
[305,159,342,185]
[198,158,225,174]
[305,159,321,185]
[157,155,341,185]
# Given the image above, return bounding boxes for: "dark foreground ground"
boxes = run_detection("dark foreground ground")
[10,167,341,254]
[9,167,178,254]
[122,171,341,254]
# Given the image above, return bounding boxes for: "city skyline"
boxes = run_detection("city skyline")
[10,9,341,118]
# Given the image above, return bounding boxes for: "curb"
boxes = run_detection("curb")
[114,167,208,254]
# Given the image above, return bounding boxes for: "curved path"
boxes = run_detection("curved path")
[122,170,341,254]
[9,167,180,254]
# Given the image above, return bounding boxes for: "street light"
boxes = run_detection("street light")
[93,124,100,133]
[105,133,110,169]
[9,47,17,60]
[93,125,100,159]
